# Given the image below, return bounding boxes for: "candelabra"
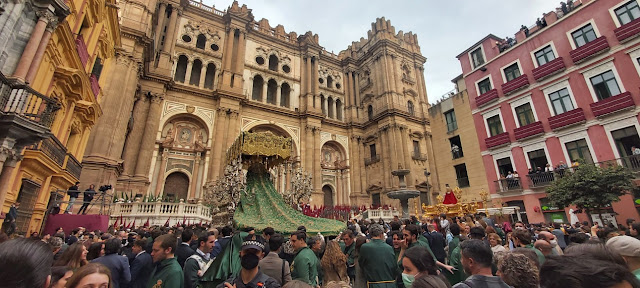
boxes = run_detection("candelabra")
[282,168,313,208]
[202,156,246,225]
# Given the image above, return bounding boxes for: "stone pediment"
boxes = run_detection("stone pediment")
[366,184,383,194]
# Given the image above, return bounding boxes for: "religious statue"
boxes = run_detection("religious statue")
[162,127,174,147]
[181,128,191,141]
[443,184,458,204]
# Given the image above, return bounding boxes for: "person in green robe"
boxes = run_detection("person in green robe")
[512,229,545,265]
[147,234,184,288]
[448,224,461,257]
[339,229,357,281]
[399,224,455,275]
[290,231,319,286]
[359,224,397,288]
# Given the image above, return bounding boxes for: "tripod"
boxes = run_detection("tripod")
[86,191,111,215]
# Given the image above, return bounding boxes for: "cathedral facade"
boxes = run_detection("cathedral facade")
[81,0,439,208]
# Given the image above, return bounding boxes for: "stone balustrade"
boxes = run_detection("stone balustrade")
[111,200,212,227]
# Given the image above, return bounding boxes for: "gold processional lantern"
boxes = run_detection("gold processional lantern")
[421,186,479,218]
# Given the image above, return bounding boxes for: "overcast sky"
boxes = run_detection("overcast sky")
[204,0,561,103]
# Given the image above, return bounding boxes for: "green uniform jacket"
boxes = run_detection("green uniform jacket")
[291,247,318,286]
[445,246,467,286]
[147,257,185,288]
[339,241,356,279]
[525,244,546,265]
[358,239,397,286]
[448,236,460,256]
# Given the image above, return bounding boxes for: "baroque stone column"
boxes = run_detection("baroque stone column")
[208,109,228,180]
[13,9,54,81]
[313,127,322,202]
[25,18,58,83]
[122,93,150,176]
[184,61,193,84]
[190,154,200,198]
[153,149,168,196]
[134,93,164,178]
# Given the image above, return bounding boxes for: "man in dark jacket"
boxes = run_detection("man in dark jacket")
[92,238,131,288]
[65,181,80,214]
[425,224,447,264]
[211,226,232,258]
[176,229,195,268]
[2,202,18,235]
[129,239,153,288]
[77,184,95,215]
[184,232,215,288]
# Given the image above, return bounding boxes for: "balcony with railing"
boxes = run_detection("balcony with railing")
[615,18,640,43]
[501,75,530,95]
[476,89,499,107]
[65,153,82,180]
[532,57,566,82]
[590,92,635,118]
[411,152,428,161]
[364,155,380,166]
[27,136,67,167]
[0,72,59,129]
[494,177,523,193]
[548,108,586,130]
[111,200,212,227]
[457,177,470,188]
[485,132,511,149]
[569,36,610,64]
[514,121,545,140]
[526,172,557,188]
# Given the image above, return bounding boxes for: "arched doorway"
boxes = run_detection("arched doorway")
[163,172,189,201]
[323,185,333,206]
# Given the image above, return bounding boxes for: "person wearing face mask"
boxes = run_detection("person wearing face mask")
[401,246,450,288]
[537,231,563,255]
[219,236,279,288]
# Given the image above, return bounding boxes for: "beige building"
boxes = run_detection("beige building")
[80,0,439,209]
[428,76,488,204]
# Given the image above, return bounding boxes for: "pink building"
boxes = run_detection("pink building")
[457,0,640,225]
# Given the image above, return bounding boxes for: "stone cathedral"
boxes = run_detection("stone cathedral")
[80,0,440,207]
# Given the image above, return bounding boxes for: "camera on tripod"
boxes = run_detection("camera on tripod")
[99,184,112,193]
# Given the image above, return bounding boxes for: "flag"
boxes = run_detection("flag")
[122,218,128,229]
[164,217,171,227]
[144,217,150,227]
[131,218,136,229]
[113,216,119,228]
[182,215,186,226]
[199,219,203,226]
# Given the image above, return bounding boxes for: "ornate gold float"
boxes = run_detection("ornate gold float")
[421,186,480,218]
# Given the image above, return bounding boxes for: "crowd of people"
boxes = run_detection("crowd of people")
[1,212,640,288]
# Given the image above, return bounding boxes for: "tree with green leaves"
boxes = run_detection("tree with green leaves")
[546,161,634,224]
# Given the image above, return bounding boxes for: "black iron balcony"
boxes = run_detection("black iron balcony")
[494,177,523,193]
[0,72,60,129]
[411,152,428,161]
[65,153,82,180]
[364,155,381,166]
[27,136,67,167]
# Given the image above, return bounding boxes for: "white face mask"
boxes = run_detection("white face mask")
[550,239,558,247]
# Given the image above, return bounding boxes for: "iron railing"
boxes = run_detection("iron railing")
[494,177,523,193]
[28,136,67,167]
[411,152,428,161]
[65,153,82,180]
[0,72,59,128]
[364,155,381,165]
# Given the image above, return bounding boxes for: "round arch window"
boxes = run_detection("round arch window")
[210,44,219,51]
[181,35,192,43]
[282,65,291,73]
[256,56,265,65]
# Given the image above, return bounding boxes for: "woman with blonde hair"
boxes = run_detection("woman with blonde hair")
[54,242,88,269]
[321,240,349,284]
[488,233,507,254]
[64,262,112,288]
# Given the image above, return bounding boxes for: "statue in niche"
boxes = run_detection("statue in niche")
[194,131,206,151]
[162,127,174,147]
